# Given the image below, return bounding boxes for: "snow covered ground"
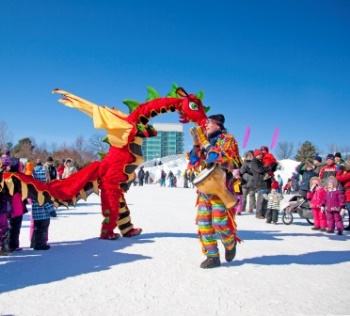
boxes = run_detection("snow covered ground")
[0,157,349,316]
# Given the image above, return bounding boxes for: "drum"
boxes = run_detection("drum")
[193,163,238,209]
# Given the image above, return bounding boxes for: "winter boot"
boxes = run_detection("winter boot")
[9,215,23,252]
[200,256,221,269]
[33,219,50,251]
[0,228,11,256]
[123,228,142,237]
[30,234,35,248]
[34,244,51,251]
[225,242,237,262]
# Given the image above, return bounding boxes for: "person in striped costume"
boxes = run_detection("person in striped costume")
[188,114,242,269]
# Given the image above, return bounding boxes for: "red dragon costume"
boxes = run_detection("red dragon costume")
[2,85,208,239]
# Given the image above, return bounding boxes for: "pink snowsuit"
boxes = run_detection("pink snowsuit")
[322,189,346,232]
[307,187,327,229]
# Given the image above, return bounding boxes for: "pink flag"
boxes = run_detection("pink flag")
[243,126,251,148]
[270,127,279,150]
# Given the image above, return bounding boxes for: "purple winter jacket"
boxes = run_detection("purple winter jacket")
[321,189,346,212]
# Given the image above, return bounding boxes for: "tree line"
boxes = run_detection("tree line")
[1,121,349,167]
[0,121,109,169]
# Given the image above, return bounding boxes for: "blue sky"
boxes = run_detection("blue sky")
[1,0,349,155]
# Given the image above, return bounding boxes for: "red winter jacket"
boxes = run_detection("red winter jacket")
[262,153,277,169]
[336,170,350,202]
[307,187,326,209]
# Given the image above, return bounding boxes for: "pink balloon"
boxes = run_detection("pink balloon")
[270,127,279,150]
[243,126,251,148]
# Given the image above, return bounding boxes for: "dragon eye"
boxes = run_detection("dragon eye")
[189,102,199,111]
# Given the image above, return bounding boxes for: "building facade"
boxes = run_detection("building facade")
[141,123,184,161]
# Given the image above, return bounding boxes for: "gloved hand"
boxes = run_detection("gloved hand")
[340,208,347,217]
[206,152,219,164]
[320,206,325,213]
[189,127,200,146]
[196,126,211,150]
[310,184,317,192]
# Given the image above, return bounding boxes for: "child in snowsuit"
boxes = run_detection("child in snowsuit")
[232,169,243,215]
[260,146,278,180]
[307,177,327,231]
[321,176,346,235]
[263,181,283,224]
[30,164,55,250]
[283,179,292,194]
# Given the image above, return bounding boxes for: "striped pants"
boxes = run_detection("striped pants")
[197,191,238,258]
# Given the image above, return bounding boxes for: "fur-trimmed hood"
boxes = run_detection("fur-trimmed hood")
[309,176,322,188]
[326,175,338,187]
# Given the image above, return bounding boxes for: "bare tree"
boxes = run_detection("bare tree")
[72,135,89,167]
[0,121,13,153]
[274,141,294,160]
[327,143,338,154]
[339,145,350,159]
[88,133,109,157]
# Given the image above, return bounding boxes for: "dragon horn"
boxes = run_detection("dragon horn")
[176,87,189,97]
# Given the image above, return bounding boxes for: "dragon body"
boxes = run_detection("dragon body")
[2,85,208,239]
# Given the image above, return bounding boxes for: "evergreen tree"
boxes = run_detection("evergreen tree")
[294,141,317,162]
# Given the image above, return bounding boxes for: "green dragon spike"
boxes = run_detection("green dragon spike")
[122,99,140,113]
[146,86,160,101]
[196,90,204,101]
[166,83,179,97]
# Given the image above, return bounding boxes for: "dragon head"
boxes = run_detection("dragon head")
[124,84,210,134]
[174,87,209,127]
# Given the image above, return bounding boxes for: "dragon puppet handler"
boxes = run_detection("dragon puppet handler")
[3,85,209,240]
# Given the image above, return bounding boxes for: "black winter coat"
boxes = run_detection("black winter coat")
[251,157,271,191]
[240,159,255,189]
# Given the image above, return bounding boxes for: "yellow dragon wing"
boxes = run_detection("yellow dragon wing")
[52,89,133,148]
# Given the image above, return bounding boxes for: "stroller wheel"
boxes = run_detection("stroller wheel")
[306,218,314,225]
[282,212,293,225]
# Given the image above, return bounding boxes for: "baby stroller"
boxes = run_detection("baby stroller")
[281,195,314,225]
